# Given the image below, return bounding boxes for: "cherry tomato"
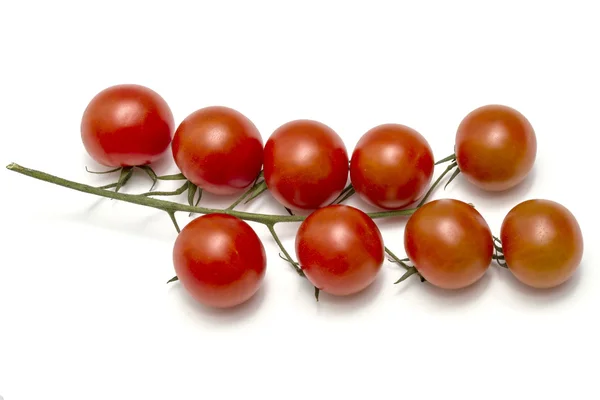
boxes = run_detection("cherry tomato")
[172,106,264,195]
[80,84,174,167]
[263,120,349,210]
[455,104,537,191]
[172,214,267,308]
[350,123,434,209]
[500,199,583,289]
[404,199,493,289]
[295,205,384,295]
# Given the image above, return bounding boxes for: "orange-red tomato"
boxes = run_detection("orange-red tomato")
[172,214,266,308]
[263,120,349,210]
[295,205,384,295]
[500,199,583,289]
[455,104,536,191]
[172,106,264,195]
[81,84,174,167]
[350,123,434,209]
[404,199,493,289]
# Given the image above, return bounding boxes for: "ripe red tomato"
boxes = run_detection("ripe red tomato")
[404,199,493,289]
[455,104,536,191]
[295,205,384,295]
[80,84,174,167]
[263,120,349,210]
[350,123,434,209]
[500,199,583,289]
[172,106,264,195]
[172,214,267,308]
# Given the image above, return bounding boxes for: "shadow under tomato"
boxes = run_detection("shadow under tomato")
[497,262,582,303]
[415,269,493,307]
[449,165,538,208]
[168,279,267,325]
[305,272,385,313]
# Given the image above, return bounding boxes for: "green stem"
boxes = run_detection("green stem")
[368,208,418,219]
[266,224,304,276]
[385,246,425,282]
[157,173,187,181]
[435,153,457,165]
[227,176,263,210]
[6,163,305,225]
[167,211,180,233]
[7,163,422,225]
[417,161,458,207]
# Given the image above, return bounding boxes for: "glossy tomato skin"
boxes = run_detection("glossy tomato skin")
[404,199,493,289]
[172,214,267,308]
[263,120,349,210]
[500,199,583,289]
[81,84,174,167]
[295,205,384,295]
[455,104,536,191]
[350,124,434,209]
[172,106,264,195]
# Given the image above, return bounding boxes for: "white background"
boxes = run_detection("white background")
[1,1,599,399]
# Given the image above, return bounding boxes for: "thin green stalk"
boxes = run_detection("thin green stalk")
[417,161,458,207]
[227,174,264,210]
[6,163,305,225]
[266,224,304,276]
[385,246,425,283]
[8,163,423,224]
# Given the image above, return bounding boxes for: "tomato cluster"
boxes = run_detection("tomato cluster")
[77,83,583,309]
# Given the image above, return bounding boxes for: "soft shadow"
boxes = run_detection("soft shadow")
[374,215,411,230]
[168,279,267,325]
[452,165,537,207]
[418,269,493,307]
[148,148,177,175]
[306,273,385,313]
[497,263,582,303]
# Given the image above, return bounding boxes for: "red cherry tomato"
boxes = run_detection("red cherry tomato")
[404,199,493,289]
[455,104,537,191]
[80,84,174,167]
[350,123,434,209]
[295,205,384,295]
[263,120,349,210]
[172,214,267,308]
[500,199,583,289]
[172,106,264,195]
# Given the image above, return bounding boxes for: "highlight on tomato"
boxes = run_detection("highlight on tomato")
[456,104,537,190]
[172,106,264,195]
[295,204,385,296]
[263,119,349,210]
[499,199,583,289]
[404,199,493,289]
[350,123,434,210]
[429,104,537,201]
[81,84,175,167]
[172,214,267,308]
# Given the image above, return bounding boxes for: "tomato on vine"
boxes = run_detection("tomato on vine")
[424,105,537,204]
[80,84,175,167]
[403,199,493,289]
[263,120,349,210]
[498,199,583,289]
[455,104,537,191]
[295,205,384,296]
[350,123,434,209]
[172,214,267,308]
[172,106,264,195]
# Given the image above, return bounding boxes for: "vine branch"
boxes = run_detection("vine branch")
[6,163,418,224]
